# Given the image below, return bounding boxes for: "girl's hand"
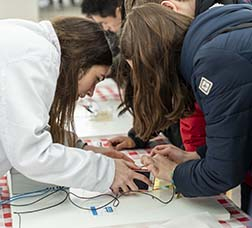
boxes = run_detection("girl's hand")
[151,144,199,164]
[141,154,177,182]
[108,136,136,150]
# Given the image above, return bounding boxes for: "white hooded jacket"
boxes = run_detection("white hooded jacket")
[0,19,115,192]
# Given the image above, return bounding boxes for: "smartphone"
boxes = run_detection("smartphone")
[134,169,154,191]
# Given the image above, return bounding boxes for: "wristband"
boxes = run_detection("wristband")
[82,142,88,149]
[170,167,176,185]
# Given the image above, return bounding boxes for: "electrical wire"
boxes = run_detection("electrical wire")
[68,191,120,210]
[10,186,176,228]
[117,185,176,204]
[0,188,51,205]
[12,188,68,213]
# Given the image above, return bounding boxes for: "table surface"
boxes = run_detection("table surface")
[74,79,133,138]
[1,79,252,227]
[2,137,252,228]
[1,171,252,228]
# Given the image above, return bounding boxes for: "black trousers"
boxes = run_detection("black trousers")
[241,182,252,215]
[49,0,75,5]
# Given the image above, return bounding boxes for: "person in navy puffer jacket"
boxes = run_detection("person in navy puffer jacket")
[119,3,252,215]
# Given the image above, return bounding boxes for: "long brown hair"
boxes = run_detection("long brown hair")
[50,17,112,146]
[118,3,194,140]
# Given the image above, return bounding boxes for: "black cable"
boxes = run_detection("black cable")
[14,188,69,228]
[16,212,21,228]
[11,188,65,207]
[12,186,176,228]
[120,185,176,204]
[68,185,175,212]
[13,188,68,214]
[68,191,120,210]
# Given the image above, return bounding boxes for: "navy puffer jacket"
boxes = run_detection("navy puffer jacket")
[175,4,252,196]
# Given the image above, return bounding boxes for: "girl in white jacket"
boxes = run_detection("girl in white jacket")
[0,17,151,193]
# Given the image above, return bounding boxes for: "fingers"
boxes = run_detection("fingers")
[122,154,135,163]
[141,155,154,167]
[115,141,128,150]
[108,136,124,147]
[111,185,130,194]
[124,160,139,170]
[140,155,159,176]
[111,172,151,194]
[104,151,134,163]
[154,144,170,150]
[108,137,127,150]
[111,159,151,194]
[126,181,138,192]
[109,136,135,150]
[150,144,169,156]
[120,185,130,193]
[151,144,178,156]
[144,163,159,177]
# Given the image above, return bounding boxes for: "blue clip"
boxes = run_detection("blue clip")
[105,206,113,213]
[90,206,98,216]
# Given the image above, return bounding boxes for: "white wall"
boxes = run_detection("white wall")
[0,0,39,21]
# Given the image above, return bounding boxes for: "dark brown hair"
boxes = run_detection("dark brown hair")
[118,3,194,140]
[50,17,112,146]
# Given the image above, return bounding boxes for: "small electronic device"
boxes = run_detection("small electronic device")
[134,169,154,191]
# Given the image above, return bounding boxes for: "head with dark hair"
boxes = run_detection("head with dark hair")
[50,17,112,146]
[125,0,162,15]
[118,3,194,140]
[125,0,197,19]
[81,0,123,17]
[81,0,124,32]
[125,0,240,19]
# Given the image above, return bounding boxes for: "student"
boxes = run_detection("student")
[123,0,252,213]
[81,0,181,148]
[81,0,125,58]
[112,0,252,152]
[110,0,208,152]
[81,0,125,33]
[118,3,252,213]
[122,0,252,214]
[0,17,151,194]
[125,0,247,16]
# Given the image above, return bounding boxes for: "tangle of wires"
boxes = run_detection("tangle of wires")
[1,185,176,228]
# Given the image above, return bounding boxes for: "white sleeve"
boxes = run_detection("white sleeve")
[2,56,115,193]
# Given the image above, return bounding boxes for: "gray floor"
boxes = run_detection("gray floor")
[39,0,242,209]
[39,0,82,20]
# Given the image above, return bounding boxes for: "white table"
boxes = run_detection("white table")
[10,188,231,228]
[74,79,133,138]
[7,79,252,228]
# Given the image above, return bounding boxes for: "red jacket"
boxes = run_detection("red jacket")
[180,103,206,152]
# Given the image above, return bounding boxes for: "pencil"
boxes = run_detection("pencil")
[83,105,94,113]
